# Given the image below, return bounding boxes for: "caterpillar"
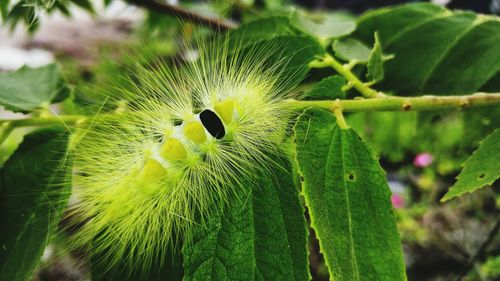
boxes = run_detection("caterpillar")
[65,32,301,270]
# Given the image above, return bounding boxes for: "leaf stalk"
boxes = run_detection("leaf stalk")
[310,54,386,99]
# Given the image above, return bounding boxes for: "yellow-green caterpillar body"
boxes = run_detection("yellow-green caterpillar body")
[66,33,299,270]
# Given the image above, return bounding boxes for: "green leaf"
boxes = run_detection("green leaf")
[441,128,500,201]
[294,11,356,40]
[71,0,95,13]
[0,128,71,281]
[0,64,70,113]
[263,0,284,10]
[6,2,39,33]
[366,32,385,83]
[53,1,71,16]
[238,0,255,6]
[481,72,500,92]
[0,0,8,20]
[462,106,500,148]
[226,20,324,93]
[294,108,406,281]
[355,3,500,95]
[332,38,371,63]
[3,0,97,29]
[479,255,500,278]
[240,36,324,93]
[228,16,298,48]
[91,248,183,281]
[304,75,346,100]
[252,155,309,281]
[355,3,447,46]
[183,155,309,281]
[421,18,500,95]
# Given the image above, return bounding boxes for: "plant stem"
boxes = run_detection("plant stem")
[128,0,237,31]
[0,115,86,128]
[1,93,499,129]
[285,93,500,112]
[0,122,15,146]
[333,107,349,129]
[310,54,385,98]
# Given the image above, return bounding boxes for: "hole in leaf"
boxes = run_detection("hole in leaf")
[347,173,355,181]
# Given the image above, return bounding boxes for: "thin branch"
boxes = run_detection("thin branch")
[0,115,86,128]
[1,93,499,128]
[332,101,349,129]
[128,0,237,31]
[310,54,385,99]
[285,93,500,112]
[0,122,15,146]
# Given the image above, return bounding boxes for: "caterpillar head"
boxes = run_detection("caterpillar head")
[66,34,299,270]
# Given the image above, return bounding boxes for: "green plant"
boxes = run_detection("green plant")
[0,2,499,281]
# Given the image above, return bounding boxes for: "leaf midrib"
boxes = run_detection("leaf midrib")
[323,126,360,281]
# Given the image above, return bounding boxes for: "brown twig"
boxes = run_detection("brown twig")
[128,0,238,31]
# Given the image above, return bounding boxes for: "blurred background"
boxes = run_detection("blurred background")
[1,0,499,280]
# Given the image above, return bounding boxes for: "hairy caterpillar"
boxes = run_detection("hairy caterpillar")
[65,32,304,270]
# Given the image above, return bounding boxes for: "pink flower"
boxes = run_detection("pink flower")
[413,152,433,168]
[391,194,405,209]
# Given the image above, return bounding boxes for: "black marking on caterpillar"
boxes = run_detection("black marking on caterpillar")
[200,109,225,139]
